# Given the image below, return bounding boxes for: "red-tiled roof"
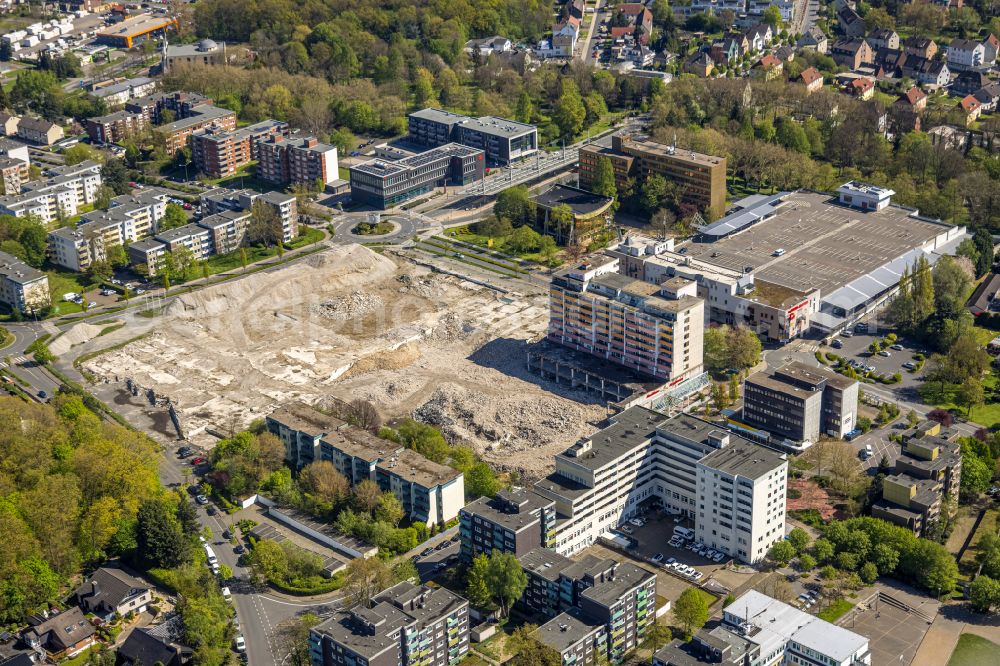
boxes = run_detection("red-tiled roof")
[959,94,982,111]
[900,86,927,105]
[800,67,822,85]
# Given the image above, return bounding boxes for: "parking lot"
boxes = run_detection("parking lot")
[851,428,903,471]
[826,325,926,390]
[614,509,729,580]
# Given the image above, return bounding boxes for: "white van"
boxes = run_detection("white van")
[204,544,218,566]
[772,248,786,257]
[673,526,694,540]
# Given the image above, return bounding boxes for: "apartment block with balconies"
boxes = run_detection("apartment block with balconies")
[459,489,557,563]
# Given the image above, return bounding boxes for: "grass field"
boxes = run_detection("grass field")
[203,227,324,275]
[919,372,1000,427]
[948,633,1000,666]
[46,269,92,316]
[817,598,854,623]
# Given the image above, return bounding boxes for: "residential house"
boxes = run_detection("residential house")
[16,117,63,146]
[775,45,795,62]
[947,38,986,71]
[958,94,983,125]
[752,54,783,80]
[906,56,950,87]
[983,34,999,66]
[831,39,874,70]
[744,23,773,52]
[904,36,938,60]
[23,608,96,659]
[873,47,907,75]
[837,5,865,38]
[974,82,1000,113]
[0,250,49,313]
[896,86,928,112]
[118,627,188,666]
[800,67,824,93]
[797,26,828,54]
[551,19,579,58]
[867,28,899,51]
[683,51,714,77]
[710,36,742,64]
[952,70,989,97]
[0,112,19,137]
[464,36,513,58]
[74,566,152,620]
[610,4,653,46]
[846,77,875,100]
[566,0,585,20]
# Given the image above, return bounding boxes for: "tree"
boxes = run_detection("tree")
[553,80,586,139]
[63,144,98,165]
[466,462,500,498]
[761,5,783,27]
[592,156,617,200]
[101,158,131,196]
[727,326,762,370]
[673,588,709,639]
[768,540,796,566]
[161,204,188,231]
[298,461,349,504]
[353,479,382,515]
[247,200,283,247]
[493,186,535,226]
[969,575,1000,613]
[787,527,810,554]
[26,339,55,365]
[466,551,528,617]
[642,622,672,653]
[640,174,669,214]
[248,538,288,586]
[375,492,405,527]
[957,376,985,417]
[343,399,381,431]
[960,443,992,501]
[973,227,994,277]
[507,638,561,666]
[135,498,190,569]
[508,225,542,253]
[343,557,392,608]
[933,255,972,317]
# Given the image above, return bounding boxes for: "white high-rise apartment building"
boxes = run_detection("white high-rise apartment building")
[533,407,787,563]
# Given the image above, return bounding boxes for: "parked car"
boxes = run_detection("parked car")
[191,457,207,465]
[651,553,663,563]
[234,636,246,652]
[207,507,217,516]
[196,494,209,504]
[902,361,916,370]
[221,587,232,600]
[183,203,193,210]
[666,557,676,566]
[628,518,644,527]
[712,552,725,563]
[620,525,634,534]
[878,350,891,357]
[234,544,246,554]
[420,548,434,557]
[831,339,843,349]
[890,344,903,351]
[842,330,854,337]
[435,541,449,550]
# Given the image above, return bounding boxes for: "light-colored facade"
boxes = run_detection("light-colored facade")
[654,591,870,666]
[0,161,102,224]
[268,403,464,526]
[548,256,705,383]
[16,117,64,146]
[162,39,226,73]
[0,250,49,313]
[533,407,787,563]
[49,189,168,272]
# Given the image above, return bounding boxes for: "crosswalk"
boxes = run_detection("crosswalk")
[0,356,31,368]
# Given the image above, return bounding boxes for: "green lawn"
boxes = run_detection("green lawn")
[817,598,854,623]
[919,372,1000,428]
[690,588,718,609]
[948,633,1000,666]
[46,269,92,316]
[203,227,325,275]
[61,647,98,666]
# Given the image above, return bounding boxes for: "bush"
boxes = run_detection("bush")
[787,488,802,500]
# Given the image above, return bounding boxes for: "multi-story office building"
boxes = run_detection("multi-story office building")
[408,108,537,165]
[49,189,169,272]
[872,420,962,536]
[85,110,149,144]
[520,548,656,663]
[548,256,704,383]
[458,489,557,562]
[579,133,727,216]
[191,120,287,178]
[268,404,465,526]
[0,161,102,224]
[0,250,49,313]
[654,590,870,666]
[257,133,339,187]
[742,361,859,449]
[309,582,469,666]
[532,406,787,563]
[695,440,787,561]
[349,143,484,209]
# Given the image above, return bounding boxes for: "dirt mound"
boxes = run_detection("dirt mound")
[338,342,422,380]
[413,382,601,472]
[50,321,112,355]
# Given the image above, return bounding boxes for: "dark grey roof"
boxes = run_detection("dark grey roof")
[534,609,603,654]
[531,184,613,215]
[696,439,786,480]
[75,566,149,612]
[118,627,184,666]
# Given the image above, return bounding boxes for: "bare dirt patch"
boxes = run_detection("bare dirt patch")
[82,244,604,476]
